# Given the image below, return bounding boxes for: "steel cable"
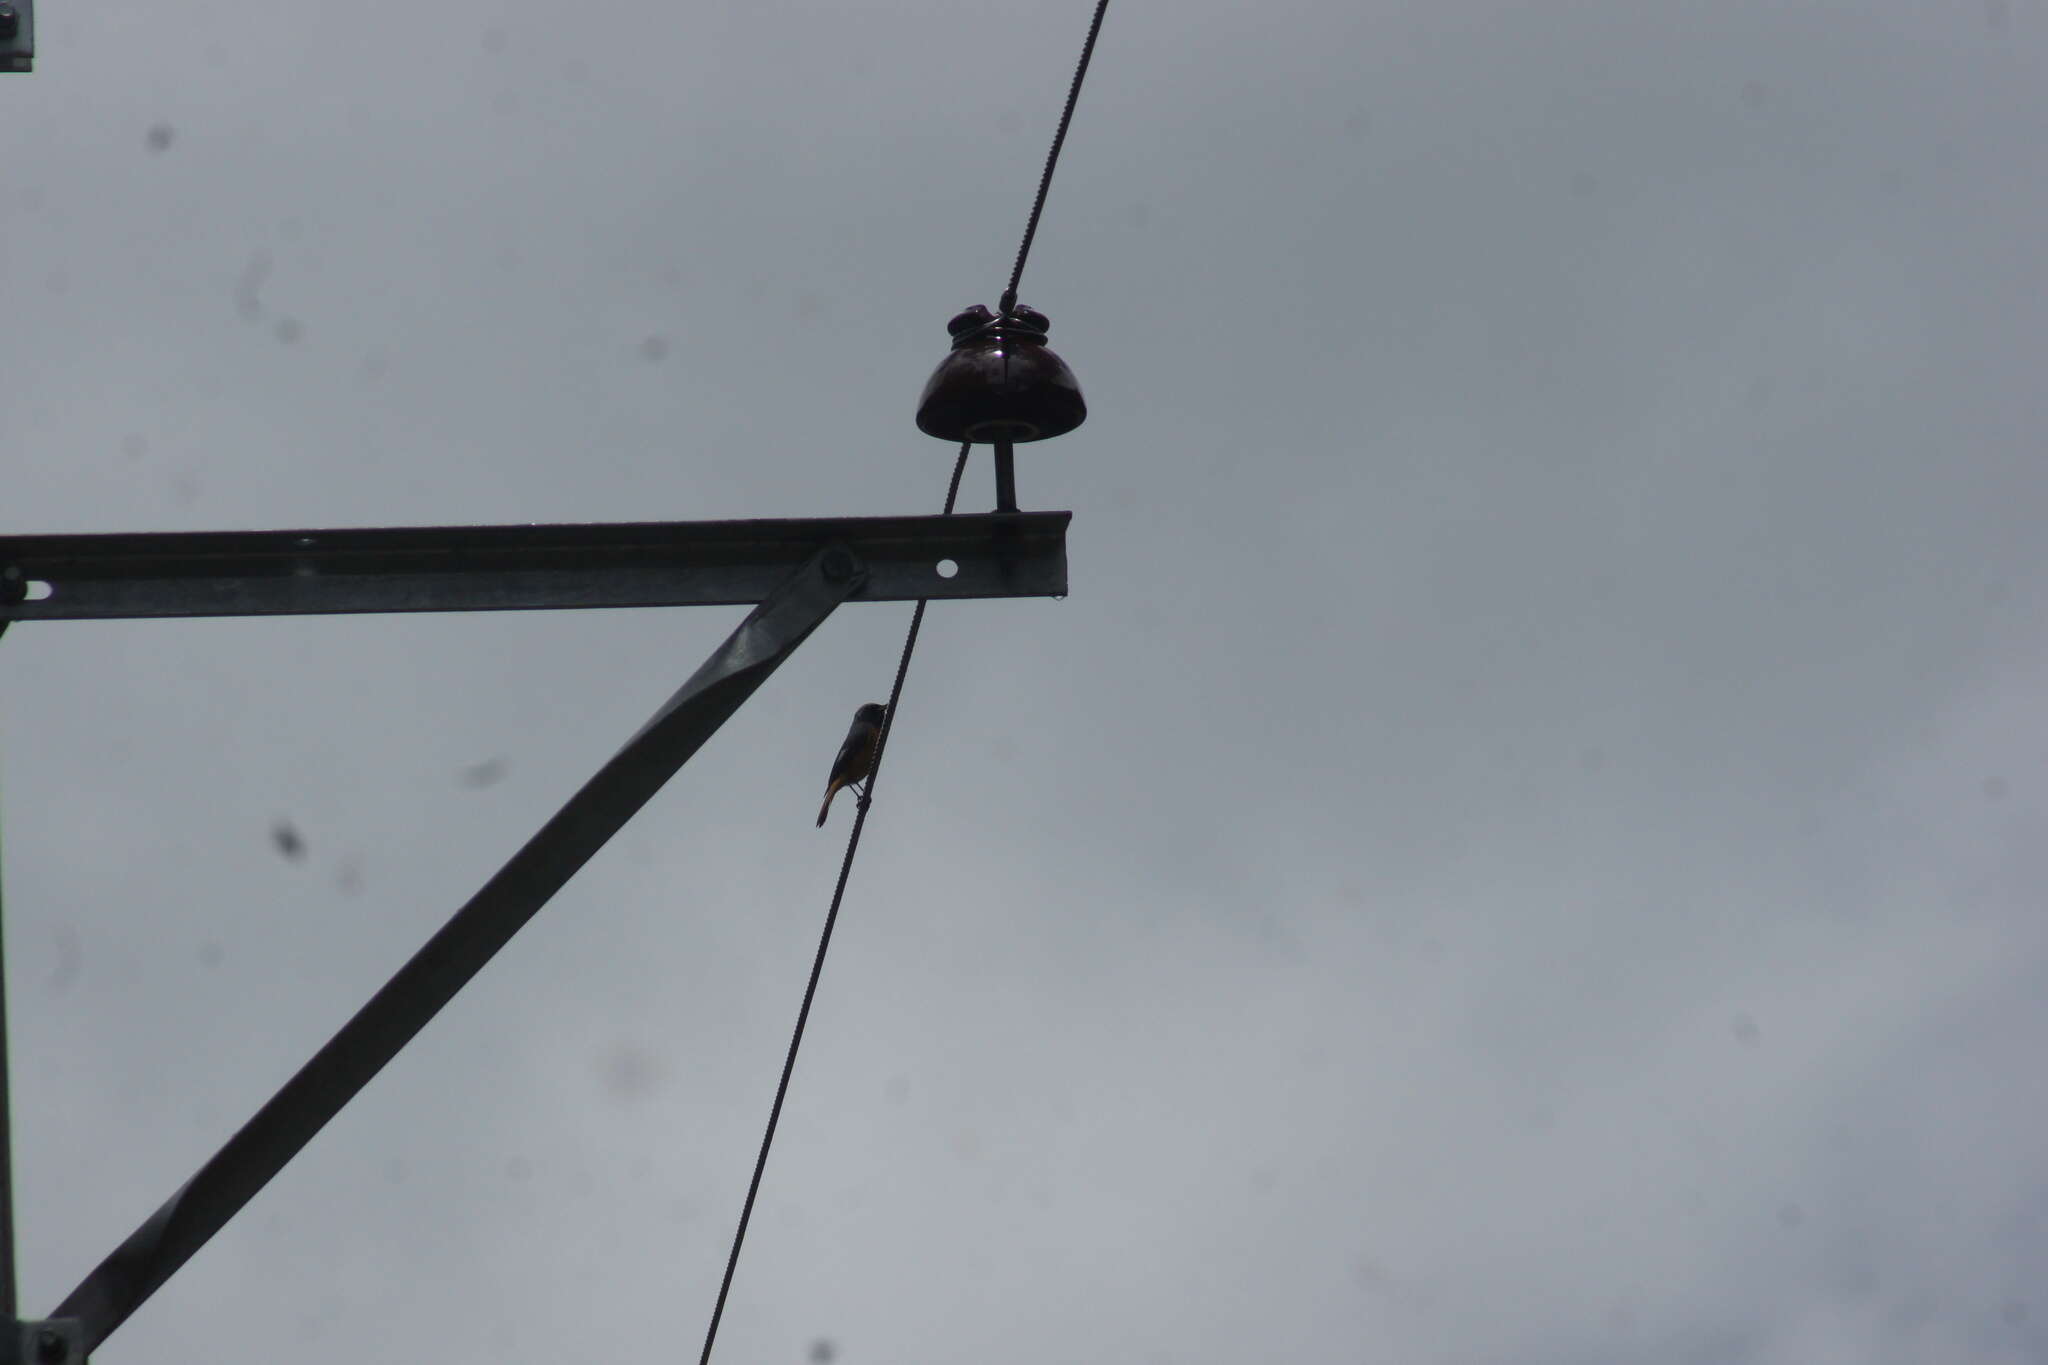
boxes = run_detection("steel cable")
[696,444,969,1365]
[701,0,1112,1352]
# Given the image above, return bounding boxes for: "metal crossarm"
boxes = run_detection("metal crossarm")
[48,545,870,1355]
[0,512,1069,621]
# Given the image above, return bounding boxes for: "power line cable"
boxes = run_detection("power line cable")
[1001,0,1115,317]
[695,444,968,1365]
[699,1,1113,1354]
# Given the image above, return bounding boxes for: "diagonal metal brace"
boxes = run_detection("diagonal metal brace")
[51,545,870,1355]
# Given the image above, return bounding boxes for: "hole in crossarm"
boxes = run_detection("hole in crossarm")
[935,559,959,580]
[2,567,53,602]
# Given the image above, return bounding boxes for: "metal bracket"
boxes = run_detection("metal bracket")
[0,507,1074,1354]
[2,1320,83,1365]
[0,0,32,74]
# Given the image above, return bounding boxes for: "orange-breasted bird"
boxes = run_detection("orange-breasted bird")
[817,702,886,827]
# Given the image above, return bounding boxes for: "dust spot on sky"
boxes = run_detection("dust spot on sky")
[459,756,510,788]
[146,123,175,153]
[48,925,82,993]
[271,819,307,862]
[236,252,271,322]
[1730,1012,1761,1047]
[598,1042,665,1101]
[808,1339,837,1363]
[1351,1255,1390,1293]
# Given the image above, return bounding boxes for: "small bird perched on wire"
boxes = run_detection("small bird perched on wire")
[817,702,887,827]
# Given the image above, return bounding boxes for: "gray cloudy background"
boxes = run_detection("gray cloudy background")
[3,0,2047,1361]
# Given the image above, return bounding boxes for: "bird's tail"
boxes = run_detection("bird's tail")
[817,783,840,828]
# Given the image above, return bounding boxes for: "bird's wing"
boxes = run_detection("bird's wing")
[827,724,875,786]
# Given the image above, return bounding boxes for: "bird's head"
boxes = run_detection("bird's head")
[855,703,888,725]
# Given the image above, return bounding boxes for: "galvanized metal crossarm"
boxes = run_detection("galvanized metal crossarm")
[0,513,1069,621]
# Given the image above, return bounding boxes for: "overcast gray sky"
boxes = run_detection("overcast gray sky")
[4,0,2048,1361]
